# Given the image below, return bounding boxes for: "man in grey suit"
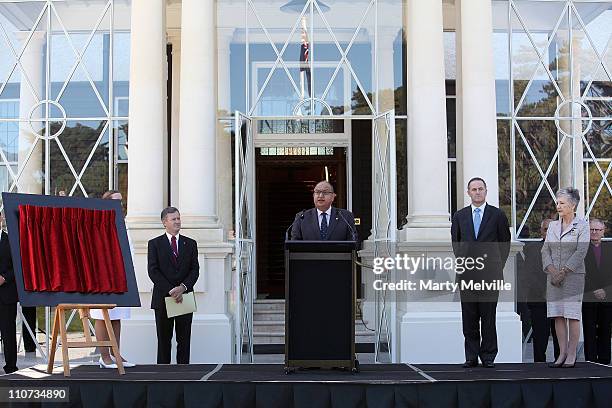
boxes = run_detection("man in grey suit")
[290,181,357,241]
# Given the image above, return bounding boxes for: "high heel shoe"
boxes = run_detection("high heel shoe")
[99,357,117,369]
[110,355,136,368]
[562,357,576,368]
[548,355,566,368]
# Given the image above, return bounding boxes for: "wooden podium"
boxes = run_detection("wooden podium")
[47,304,124,377]
[284,240,359,373]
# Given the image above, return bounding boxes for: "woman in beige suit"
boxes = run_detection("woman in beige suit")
[542,188,589,368]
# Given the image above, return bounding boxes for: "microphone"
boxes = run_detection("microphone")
[285,209,306,240]
[337,209,358,242]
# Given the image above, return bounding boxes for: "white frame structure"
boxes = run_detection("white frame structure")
[372,109,397,363]
[234,111,256,363]
[0,0,128,199]
[499,0,612,236]
[0,0,129,359]
[244,0,378,118]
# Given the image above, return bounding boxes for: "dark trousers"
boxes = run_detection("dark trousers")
[0,303,18,373]
[527,302,560,362]
[582,302,612,365]
[460,291,499,363]
[21,306,37,352]
[154,307,193,364]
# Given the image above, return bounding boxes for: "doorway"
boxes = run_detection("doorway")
[255,147,347,299]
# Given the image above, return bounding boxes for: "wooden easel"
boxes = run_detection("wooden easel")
[46,304,125,377]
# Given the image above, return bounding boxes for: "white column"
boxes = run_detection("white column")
[126,0,166,222]
[122,0,168,364]
[178,0,219,228]
[16,31,45,195]
[176,0,234,363]
[216,29,233,235]
[402,0,450,240]
[456,0,500,207]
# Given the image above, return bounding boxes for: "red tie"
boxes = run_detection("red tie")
[171,236,178,262]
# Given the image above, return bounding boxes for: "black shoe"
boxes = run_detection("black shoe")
[562,357,576,368]
[3,366,18,374]
[548,356,566,368]
[482,361,495,368]
[462,360,478,368]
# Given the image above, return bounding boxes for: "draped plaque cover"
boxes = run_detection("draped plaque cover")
[18,205,128,293]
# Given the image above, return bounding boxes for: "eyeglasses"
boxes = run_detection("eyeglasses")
[313,190,334,196]
[590,228,605,232]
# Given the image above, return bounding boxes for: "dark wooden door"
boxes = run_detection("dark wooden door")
[255,147,347,298]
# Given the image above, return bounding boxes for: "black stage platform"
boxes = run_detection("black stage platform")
[2,362,612,407]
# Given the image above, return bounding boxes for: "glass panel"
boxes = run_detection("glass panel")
[0,101,19,162]
[491,1,509,117]
[247,0,300,116]
[48,137,77,196]
[79,124,110,198]
[15,120,43,195]
[113,119,128,161]
[512,2,570,117]
[217,0,246,117]
[0,2,47,105]
[375,1,402,113]
[446,98,456,158]
[118,161,127,211]
[584,160,612,237]
[113,33,130,117]
[573,3,612,94]
[392,24,405,115]
[113,2,130,117]
[514,120,559,238]
[444,32,456,94]
[396,118,406,228]
[497,120,512,219]
[257,118,343,134]
[224,0,384,117]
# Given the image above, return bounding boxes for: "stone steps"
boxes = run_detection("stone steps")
[252,299,374,345]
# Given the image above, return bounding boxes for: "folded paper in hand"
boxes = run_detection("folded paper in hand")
[165,291,197,318]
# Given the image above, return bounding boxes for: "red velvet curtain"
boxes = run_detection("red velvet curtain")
[19,205,128,293]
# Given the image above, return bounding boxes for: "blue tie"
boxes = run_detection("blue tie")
[320,212,328,240]
[473,208,482,239]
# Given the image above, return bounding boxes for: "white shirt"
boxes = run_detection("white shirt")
[317,207,332,228]
[164,232,187,292]
[166,232,180,255]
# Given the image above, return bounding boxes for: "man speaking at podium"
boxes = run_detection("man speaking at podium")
[290,181,357,241]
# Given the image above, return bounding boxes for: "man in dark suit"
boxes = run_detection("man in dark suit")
[451,177,511,368]
[0,216,18,374]
[521,219,559,362]
[148,207,199,364]
[582,218,612,364]
[290,181,357,241]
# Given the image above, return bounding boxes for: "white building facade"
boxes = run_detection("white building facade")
[0,0,610,364]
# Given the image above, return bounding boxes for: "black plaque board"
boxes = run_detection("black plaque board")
[2,192,140,307]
